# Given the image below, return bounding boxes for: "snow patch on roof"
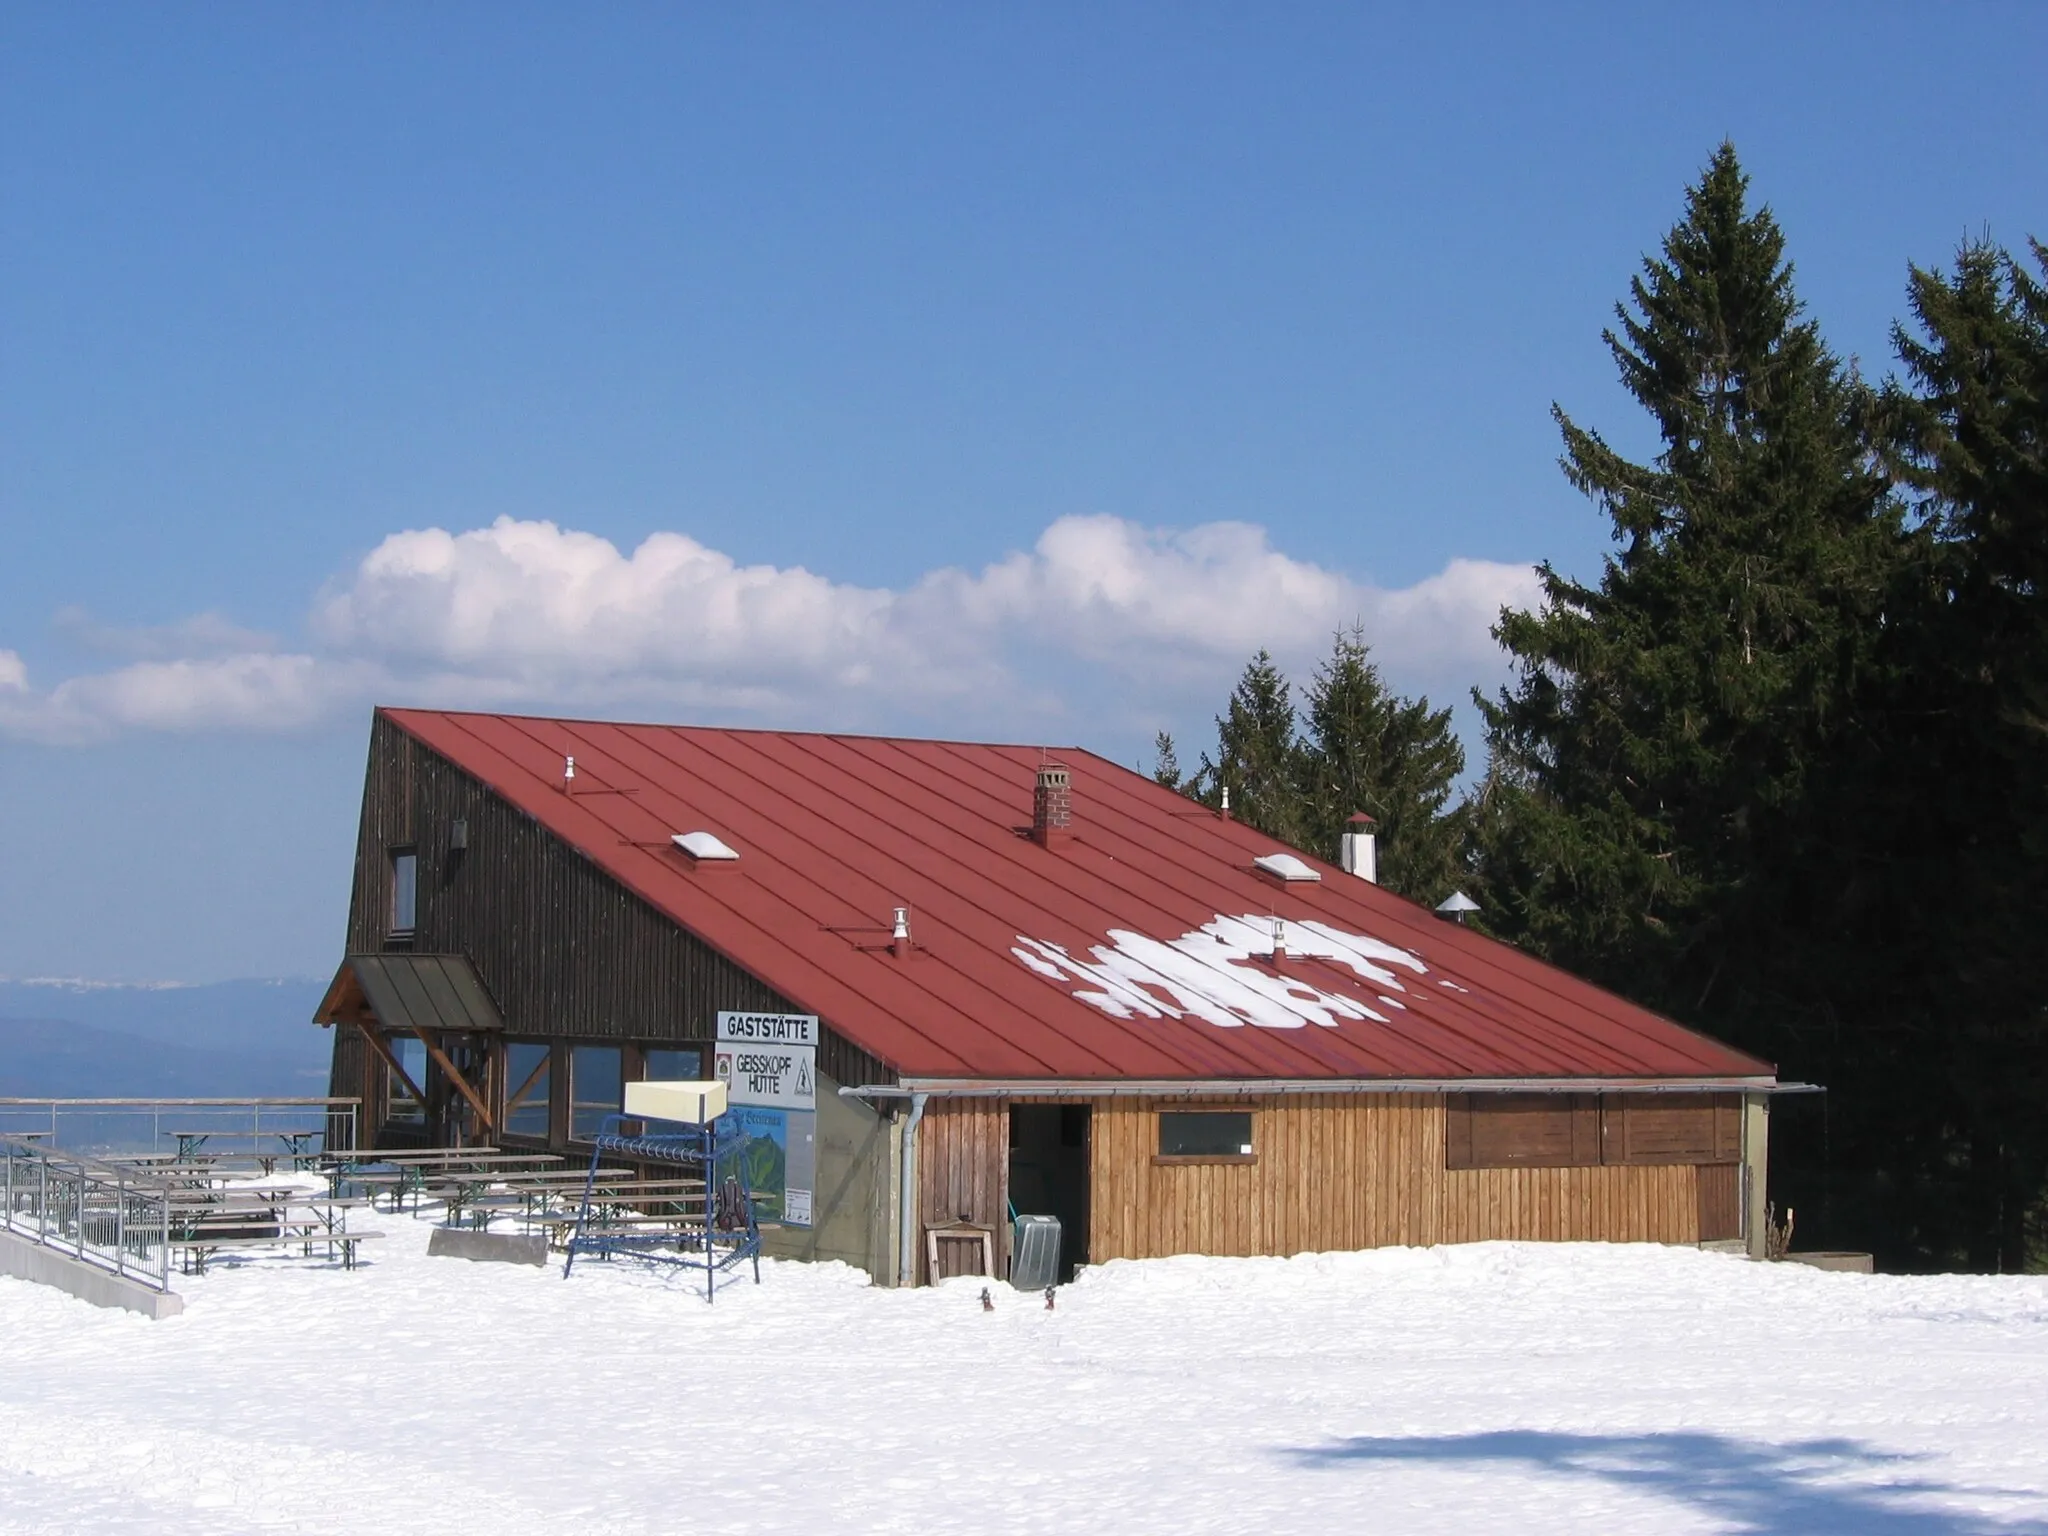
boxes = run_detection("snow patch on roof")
[1012,914,1425,1031]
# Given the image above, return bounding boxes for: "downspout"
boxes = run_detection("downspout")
[898,1091,928,1287]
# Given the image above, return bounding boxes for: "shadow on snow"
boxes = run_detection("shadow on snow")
[1286,1430,2047,1534]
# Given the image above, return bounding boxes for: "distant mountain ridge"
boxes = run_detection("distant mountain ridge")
[0,977,332,1098]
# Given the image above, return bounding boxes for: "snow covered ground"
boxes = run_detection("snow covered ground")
[4,1208,2047,1535]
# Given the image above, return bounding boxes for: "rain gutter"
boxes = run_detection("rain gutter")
[845,1076,1816,1100]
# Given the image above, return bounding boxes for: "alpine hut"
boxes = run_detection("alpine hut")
[316,708,1790,1285]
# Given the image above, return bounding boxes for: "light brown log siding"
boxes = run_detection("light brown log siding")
[917,1098,1010,1282]
[1086,1094,1706,1261]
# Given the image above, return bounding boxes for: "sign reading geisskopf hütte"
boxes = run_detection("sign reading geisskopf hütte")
[714,1012,817,1111]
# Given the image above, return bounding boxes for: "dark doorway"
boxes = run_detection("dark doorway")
[1008,1104,1091,1282]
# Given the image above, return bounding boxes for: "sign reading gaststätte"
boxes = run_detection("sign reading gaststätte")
[715,1011,820,1049]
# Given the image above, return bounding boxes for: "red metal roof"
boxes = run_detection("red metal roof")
[383,708,1775,1085]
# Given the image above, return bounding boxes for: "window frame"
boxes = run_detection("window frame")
[388,846,419,937]
[1153,1109,1258,1166]
[567,1044,624,1143]
[639,1045,704,1083]
[383,1033,429,1128]
[500,1039,554,1143]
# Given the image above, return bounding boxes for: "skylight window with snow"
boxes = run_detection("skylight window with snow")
[672,831,740,862]
[1253,852,1320,882]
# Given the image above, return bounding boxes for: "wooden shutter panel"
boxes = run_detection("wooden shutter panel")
[1696,1162,1741,1240]
[1712,1095,1742,1163]
[1570,1093,1600,1164]
[1445,1095,1475,1169]
[1602,1094,1729,1165]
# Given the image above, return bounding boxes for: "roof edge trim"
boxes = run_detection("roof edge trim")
[876,1075,1800,1098]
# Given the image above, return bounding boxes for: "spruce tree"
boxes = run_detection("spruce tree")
[1299,626,1467,903]
[1151,731,1185,791]
[1880,238,2048,1270]
[1475,142,1901,1042]
[1198,651,1306,844]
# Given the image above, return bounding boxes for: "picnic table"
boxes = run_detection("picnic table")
[167,1188,382,1273]
[462,1175,706,1228]
[320,1149,564,1210]
[169,1128,325,1173]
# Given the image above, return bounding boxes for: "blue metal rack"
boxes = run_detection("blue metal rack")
[561,1112,762,1302]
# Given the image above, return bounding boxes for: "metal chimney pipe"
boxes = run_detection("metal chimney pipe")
[1340,812,1378,884]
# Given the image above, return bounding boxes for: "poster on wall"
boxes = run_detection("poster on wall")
[715,1012,816,1227]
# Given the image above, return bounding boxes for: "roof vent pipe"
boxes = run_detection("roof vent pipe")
[1220,785,1231,820]
[1436,891,1480,924]
[1271,914,1287,966]
[892,906,911,958]
[563,755,576,791]
[1340,812,1378,884]
[1032,764,1073,846]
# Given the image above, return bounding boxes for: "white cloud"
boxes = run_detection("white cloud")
[0,515,1539,745]
[52,608,279,662]
[0,653,362,746]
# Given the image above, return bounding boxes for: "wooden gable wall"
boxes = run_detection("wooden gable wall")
[328,713,893,1100]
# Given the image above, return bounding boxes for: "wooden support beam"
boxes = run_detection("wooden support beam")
[353,1020,427,1109]
[411,1026,496,1135]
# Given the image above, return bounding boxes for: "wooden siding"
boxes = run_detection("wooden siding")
[1084,1094,1705,1263]
[917,1098,1008,1282]
[1439,1165,1698,1244]
[329,714,894,1143]
[1696,1161,1741,1242]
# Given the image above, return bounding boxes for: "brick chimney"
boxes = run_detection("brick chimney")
[1033,764,1073,847]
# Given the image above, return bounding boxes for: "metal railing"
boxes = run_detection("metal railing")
[2,1134,174,1293]
[0,1098,358,1158]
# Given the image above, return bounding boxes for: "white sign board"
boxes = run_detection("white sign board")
[716,1011,819,1049]
[714,1013,817,1113]
[714,1044,815,1110]
[714,1011,818,1225]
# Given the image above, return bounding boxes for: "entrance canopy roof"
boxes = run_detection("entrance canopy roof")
[314,953,505,1036]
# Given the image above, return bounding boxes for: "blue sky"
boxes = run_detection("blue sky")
[2,5,2041,982]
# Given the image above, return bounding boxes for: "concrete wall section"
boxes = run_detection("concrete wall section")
[1744,1093,1771,1259]
[759,1073,893,1281]
[0,1227,185,1319]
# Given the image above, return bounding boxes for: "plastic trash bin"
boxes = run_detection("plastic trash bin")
[1011,1213,1061,1289]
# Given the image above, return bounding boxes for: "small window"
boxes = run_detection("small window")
[642,1047,702,1082]
[503,1042,552,1139]
[570,1045,622,1140]
[1158,1111,1254,1159]
[390,849,418,934]
[385,1036,427,1125]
